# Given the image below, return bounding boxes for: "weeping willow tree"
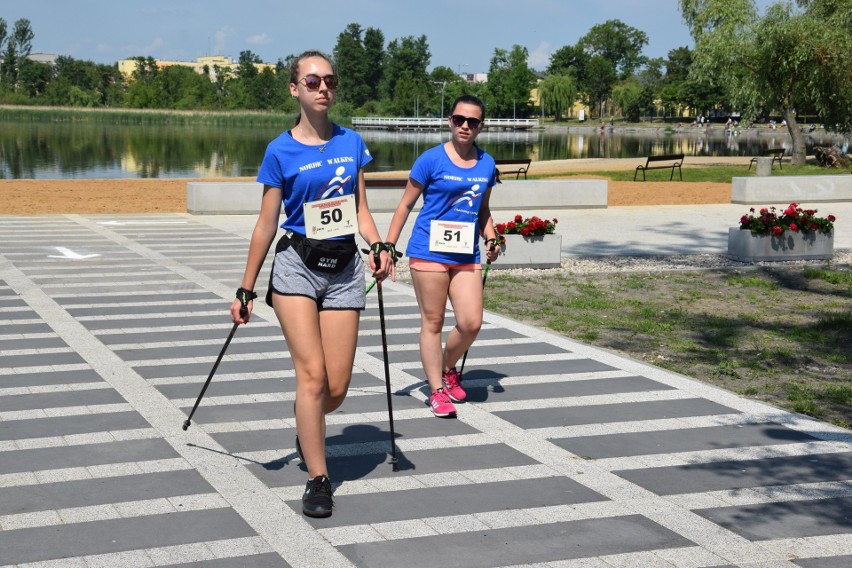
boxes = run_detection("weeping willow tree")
[679,0,852,164]
[538,74,578,121]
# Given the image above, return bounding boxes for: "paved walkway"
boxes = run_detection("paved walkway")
[1,209,850,568]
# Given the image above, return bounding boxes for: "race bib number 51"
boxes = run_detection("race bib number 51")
[429,220,476,253]
[303,194,357,239]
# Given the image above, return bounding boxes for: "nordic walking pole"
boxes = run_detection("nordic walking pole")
[458,242,495,380]
[183,290,255,430]
[366,245,401,471]
[366,279,377,294]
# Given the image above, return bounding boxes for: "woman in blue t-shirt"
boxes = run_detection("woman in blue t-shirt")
[384,94,500,418]
[230,50,392,518]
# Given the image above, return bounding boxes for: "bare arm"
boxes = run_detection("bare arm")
[384,178,425,246]
[230,185,282,323]
[479,185,499,263]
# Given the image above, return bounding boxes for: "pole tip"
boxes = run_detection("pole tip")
[182,420,190,430]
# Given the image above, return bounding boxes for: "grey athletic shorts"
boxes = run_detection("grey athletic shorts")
[269,245,366,310]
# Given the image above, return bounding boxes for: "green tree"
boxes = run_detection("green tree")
[486,45,537,118]
[579,19,648,80]
[680,0,852,164]
[547,44,588,80]
[17,58,52,98]
[381,35,430,106]
[362,27,385,103]
[538,73,578,120]
[581,55,617,118]
[333,23,375,107]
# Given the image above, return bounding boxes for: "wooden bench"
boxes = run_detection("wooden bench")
[748,148,786,170]
[633,154,684,181]
[495,158,532,181]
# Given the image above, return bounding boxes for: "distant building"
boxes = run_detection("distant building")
[460,72,488,84]
[117,55,274,80]
[26,52,60,65]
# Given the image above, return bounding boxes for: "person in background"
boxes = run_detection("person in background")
[383,94,500,418]
[230,50,392,518]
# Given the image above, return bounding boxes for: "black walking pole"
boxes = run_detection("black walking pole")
[458,246,494,380]
[366,245,401,471]
[183,289,256,430]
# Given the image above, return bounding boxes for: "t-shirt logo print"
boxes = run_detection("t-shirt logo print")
[319,166,352,199]
[450,184,482,208]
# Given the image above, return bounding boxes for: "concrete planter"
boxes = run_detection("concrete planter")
[727,227,834,261]
[485,234,563,269]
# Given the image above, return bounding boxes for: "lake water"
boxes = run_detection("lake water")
[0,120,846,179]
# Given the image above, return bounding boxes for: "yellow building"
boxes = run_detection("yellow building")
[117,55,274,80]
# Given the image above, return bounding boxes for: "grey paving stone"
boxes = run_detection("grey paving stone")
[337,514,693,568]
[1,350,86,368]
[116,339,287,362]
[0,508,256,565]
[0,296,27,307]
[495,398,739,429]
[362,304,430,318]
[0,411,150,441]
[183,392,424,424]
[82,315,226,331]
[0,369,103,389]
[156,372,377,399]
[53,291,220,306]
[137,357,293,379]
[554,423,819,459]
[460,359,616,381]
[696,496,852,540]
[0,388,124,412]
[300,476,607,527]
[0,470,214,514]
[159,554,289,568]
[464,375,674,404]
[249,443,539,486]
[68,302,225,316]
[213,417,480,454]
[616,452,852,495]
[0,336,69,352]
[794,556,852,568]
[0,439,180,475]
[387,342,572,363]
[0,310,50,321]
[359,315,445,332]
[0,322,53,335]
[99,325,280,345]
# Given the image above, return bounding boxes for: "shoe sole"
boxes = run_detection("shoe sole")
[447,393,466,402]
[303,506,332,518]
[431,408,457,418]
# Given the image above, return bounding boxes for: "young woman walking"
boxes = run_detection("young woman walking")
[230,50,392,518]
[383,94,499,418]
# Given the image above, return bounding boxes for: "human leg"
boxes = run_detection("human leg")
[444,268,484,372]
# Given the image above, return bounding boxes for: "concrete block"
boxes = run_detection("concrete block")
[731,175,852,204]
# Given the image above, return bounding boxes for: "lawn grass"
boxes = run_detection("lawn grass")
[482,263,852,428]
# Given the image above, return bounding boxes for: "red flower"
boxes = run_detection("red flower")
[789,223,798,232]
[771,225,784,235]
[740,215,750,224]
[828,215,836,222]
[514,215,523,222]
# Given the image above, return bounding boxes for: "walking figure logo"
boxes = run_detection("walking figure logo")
[450,184,482,208]
[318,166,352,199]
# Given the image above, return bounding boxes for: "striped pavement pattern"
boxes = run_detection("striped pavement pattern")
[0,213,850,568]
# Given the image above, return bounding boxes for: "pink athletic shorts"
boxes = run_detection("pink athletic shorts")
[409,257,481,272]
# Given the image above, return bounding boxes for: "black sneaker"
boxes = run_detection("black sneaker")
[302,475,333,518]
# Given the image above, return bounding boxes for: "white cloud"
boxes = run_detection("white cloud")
[247,33,272,45]
[528,41,551,71]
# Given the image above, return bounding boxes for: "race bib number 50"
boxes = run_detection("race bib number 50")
[429,220,476,253]
[303,194,357,239]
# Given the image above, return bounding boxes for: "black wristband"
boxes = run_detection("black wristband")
[384,242,401,261]
[485,237,499,250]
[369,242,387,255]
[236,287,258,307]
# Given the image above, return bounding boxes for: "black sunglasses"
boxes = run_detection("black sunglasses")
[299,74,338,91]
[450,114,482,129]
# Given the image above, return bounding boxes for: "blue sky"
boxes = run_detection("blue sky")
[4,0,774,73]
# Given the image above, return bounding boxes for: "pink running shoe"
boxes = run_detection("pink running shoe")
[442,368,466,402]
[429,389,456,417]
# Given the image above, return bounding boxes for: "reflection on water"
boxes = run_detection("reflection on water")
[0,121,846,179]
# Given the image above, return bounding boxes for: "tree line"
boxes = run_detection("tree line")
[1,0,849,154]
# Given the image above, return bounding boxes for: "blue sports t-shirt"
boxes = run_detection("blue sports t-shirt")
[256,124,373,238]
[405,144,496,264]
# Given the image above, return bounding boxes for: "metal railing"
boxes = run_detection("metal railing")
[351,117,539,130]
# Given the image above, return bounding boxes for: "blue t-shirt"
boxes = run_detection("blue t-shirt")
[405,144,496,264]
[256,124,373,238]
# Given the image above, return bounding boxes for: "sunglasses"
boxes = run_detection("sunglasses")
[450,114,482,129]
[299,74,338,91]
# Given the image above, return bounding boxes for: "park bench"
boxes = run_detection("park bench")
[633,154,684,181]
[748,148,786,170]
[495,158,532,181]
